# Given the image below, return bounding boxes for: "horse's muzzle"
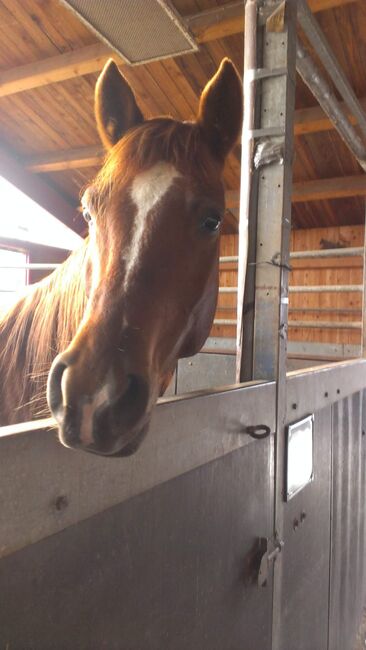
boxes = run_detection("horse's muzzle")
[47,353,151,456]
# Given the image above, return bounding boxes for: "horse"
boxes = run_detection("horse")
[0,57,242,456]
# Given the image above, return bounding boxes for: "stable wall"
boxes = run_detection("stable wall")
[213,226,364,352]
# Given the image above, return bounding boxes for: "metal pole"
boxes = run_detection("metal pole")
[220,246,364,264]
[290,284,363,293]
[288,320,361,330]
[362,203,366,356]
[290,246,364,259]
[235,0,258,382]
[0,263,59,270]
[214,319,362,329]
[220,285,362,293]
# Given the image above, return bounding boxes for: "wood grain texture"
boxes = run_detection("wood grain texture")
[0,0,364,228]
[213,229,364,345]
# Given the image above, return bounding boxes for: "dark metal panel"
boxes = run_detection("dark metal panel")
[0,441,273,650]
[279,407,332,650]
[329,391,366,650]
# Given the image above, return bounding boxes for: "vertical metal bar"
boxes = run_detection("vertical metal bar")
[236,0,259,382]
[235,4,296,648]
[246,0,296,383]
[362,202,366,356]
[259,3,297,650]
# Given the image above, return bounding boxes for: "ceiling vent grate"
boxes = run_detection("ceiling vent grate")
[60,0,198,65]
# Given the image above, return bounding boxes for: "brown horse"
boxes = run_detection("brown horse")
[0,58,242,456]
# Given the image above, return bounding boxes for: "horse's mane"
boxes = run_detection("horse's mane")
[0,243,88,422]
[0,118,214,424]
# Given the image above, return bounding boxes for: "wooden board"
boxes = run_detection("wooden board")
[0,0,365,229]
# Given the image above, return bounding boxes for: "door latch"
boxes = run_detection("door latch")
[257,536,284,588]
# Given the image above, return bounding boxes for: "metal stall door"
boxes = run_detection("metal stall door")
[276,360,366,650]
[0,381,276,650]
[329,387,366,650]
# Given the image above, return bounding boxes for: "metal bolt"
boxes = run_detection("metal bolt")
[362,430,366,437]
[292,403,297,410]
[337,388,340,394]
[324,392,328,398]
[54,495,68,512]
[300,511,307,522]
[293,518,299,531]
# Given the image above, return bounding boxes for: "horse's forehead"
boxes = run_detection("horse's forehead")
[130,162,181,215]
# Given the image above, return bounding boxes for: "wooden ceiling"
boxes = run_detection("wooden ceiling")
[0,0,365,235]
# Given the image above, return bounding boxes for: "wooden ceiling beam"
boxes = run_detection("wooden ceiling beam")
[27,145,104,173]
[0,0,357,98]
[294,98,366,135]
[225,174,366,208]
[27,93,366,173]
[292,174,366,202]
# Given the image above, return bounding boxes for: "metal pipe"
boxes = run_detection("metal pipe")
[297,0,366,142]
[0,263,59,270]
[296,40,366,172]
[288,320,361,330]
[219,255,239,263]
[290,247,364,259]
[289,284,362,293]
[214,319,237,326]
[218,287,237,293]
[220,247,365,264]
[218,285,362,293]
[214,318,362,330]
[289,307,361,315]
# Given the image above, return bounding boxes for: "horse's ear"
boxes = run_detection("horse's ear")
[198,58,243,160]
[95,59,144,149]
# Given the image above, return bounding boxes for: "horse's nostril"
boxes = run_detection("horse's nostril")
[92,373,149,451]
[47,355,68,418]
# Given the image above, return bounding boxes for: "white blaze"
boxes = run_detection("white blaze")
[125,161,181,288]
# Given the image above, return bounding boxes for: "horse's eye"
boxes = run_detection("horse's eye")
[202,212,222,233]
[82,207,92,224]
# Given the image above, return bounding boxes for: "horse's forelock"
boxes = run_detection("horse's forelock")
[92,118,216,209]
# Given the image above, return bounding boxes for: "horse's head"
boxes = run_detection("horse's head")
[47,58,242,456]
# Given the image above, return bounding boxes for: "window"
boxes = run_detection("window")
[0,176,82,250]
[0,248,27,310]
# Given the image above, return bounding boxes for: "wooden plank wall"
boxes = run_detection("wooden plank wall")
[212,226,364,347]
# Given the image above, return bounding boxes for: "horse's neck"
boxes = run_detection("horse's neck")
[0,242,88,425]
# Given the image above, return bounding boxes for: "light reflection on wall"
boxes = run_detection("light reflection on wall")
[0,176,82,250]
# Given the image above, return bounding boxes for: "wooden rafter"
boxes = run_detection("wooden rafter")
[0,0,357,98]
[292,174,366,202]
[27,145,104,173]
[225,174,366,208]
[26,95,366,173]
